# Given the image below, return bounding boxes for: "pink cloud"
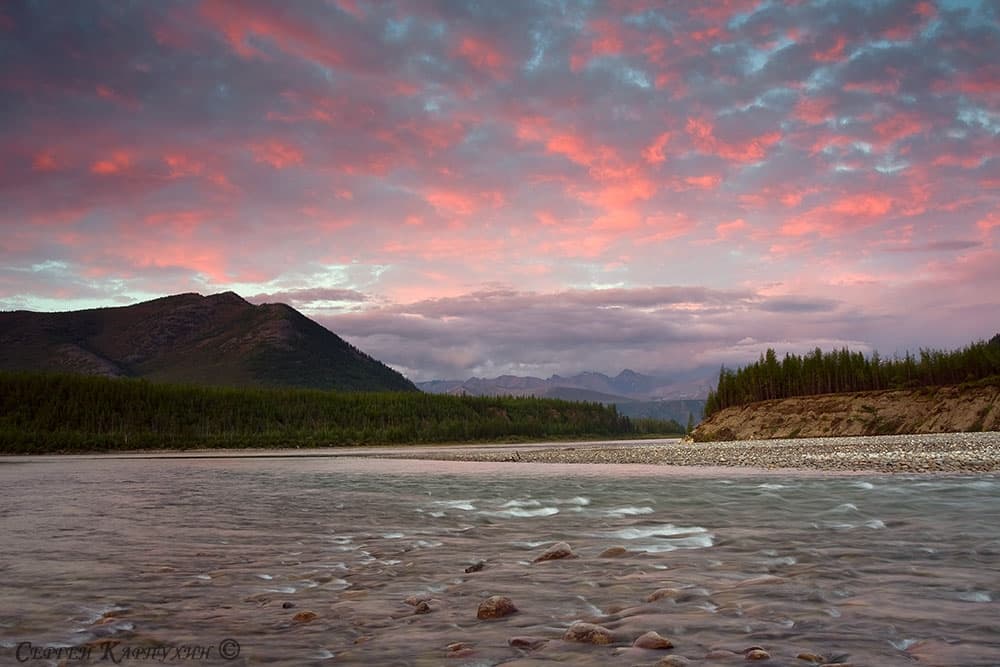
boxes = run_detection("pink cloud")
[685,116,781,163]
[453,35,509,77]
[716,218,748,239]
[794,96,834,125]
[250,141,303,169]
[90,151,132,175]
[683,174,722,190]
[570,19,626,71]
[32,151,60,172]
[812,34,847,63]
[642,132,671,164]
[872,113,925,146]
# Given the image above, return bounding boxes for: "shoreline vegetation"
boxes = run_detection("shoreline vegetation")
[704,334,1000,417]
[0,372,684,454]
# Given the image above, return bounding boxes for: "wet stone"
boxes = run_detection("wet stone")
[414,601,433,614]
[797,652,825,663]
[744,647,771,660]
[533,541,575,562]
[633,631,674,649]
[464,560,486,573]
[404,594,432,606]
[476,595,517,620]
[292,611,317,623]
[563,622,614,645]
[281,602,295,609]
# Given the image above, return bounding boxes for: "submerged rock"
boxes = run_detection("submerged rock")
[599,546,630,558]
[563,622,613,645]
[476,595,517,620]
[797,652,825,663]
[705,649,740,659]
[508,636,548,650]
[633,631,674,649]
[414,601,433,614]
[404,594,432,606]
[646,587,683,602]
[533,541,575,562]
[446,642,473,656]
[657,657,693,667]
[292,611,318,623]
[464,560,486,573]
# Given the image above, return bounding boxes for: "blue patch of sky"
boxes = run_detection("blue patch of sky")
[384,17,411,41]
[623,9,671,30]
[804,66,836,93]
[726,0,774,30]
[939,0,996,25]
[524,30,546,72]
[958,106,1000,134]
[619,66,651,89]
[742,36,796,76]
[875,158,909,174]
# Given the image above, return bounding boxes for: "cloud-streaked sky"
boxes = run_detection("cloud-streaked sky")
[2,0,998,381]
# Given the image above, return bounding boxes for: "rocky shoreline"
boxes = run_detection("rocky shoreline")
[381,432,1000,473]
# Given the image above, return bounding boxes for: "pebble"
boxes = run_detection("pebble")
[402,432,1000,473]
[476,595,517,620]
[563,622,614,644]
[533,541,575,562]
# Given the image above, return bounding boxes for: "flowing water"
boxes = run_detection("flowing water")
[0,455,998,666]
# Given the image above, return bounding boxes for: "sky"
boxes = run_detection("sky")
[1,0,998,382]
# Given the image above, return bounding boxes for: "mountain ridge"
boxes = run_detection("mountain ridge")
[0,292,416,392]
[417,369,711,401]
[417,370,709,424]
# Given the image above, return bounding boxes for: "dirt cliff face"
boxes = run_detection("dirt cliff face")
[692,383,1000,441]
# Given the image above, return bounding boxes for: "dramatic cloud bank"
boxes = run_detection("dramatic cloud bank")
[2,0,997,380]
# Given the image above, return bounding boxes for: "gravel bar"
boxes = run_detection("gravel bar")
[381,432,1000,473]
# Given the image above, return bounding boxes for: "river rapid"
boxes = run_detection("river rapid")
[0,455,997,666]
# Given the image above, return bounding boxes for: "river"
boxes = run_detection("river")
[1,454,997,666]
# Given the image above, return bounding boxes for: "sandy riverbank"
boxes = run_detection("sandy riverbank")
[376,432,1000,473]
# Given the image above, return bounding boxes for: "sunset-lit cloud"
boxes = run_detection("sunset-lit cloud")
[1,0,997,382]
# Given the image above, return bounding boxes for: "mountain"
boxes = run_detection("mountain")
[0,291,416,392]
[417,369,711,401]
[417,370,709,424]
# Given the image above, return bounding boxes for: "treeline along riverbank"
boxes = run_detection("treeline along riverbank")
[705,334,1000,417]
[0,373,683,453]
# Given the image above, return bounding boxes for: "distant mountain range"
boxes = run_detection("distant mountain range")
[0,292,416,392]
[418,370,710,423]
